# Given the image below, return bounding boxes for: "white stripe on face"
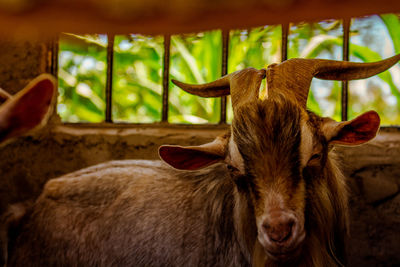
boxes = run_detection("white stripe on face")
[300,121,313,167]
[226,133,245,174]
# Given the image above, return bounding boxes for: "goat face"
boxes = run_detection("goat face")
[160,55,398,263]
[231,99,307,261]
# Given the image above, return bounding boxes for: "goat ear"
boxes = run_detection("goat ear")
[322,111,380,146]
[0,74,56,144]
[159,134,229,170]
[0,88,12,103]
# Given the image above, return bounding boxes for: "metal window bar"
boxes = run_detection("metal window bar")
[342,18,350,121]
[281,24,289,62]
[162,35,171,123]
[281,21,350,121]
[49,37,59,77]
[220,30,229,124]
[105,34,115,123]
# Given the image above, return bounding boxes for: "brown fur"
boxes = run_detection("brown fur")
[7,98,349,267]
[233,98,348,266]
[8,161,252,266]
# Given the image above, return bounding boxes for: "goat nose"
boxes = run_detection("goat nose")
[263,217,294,243]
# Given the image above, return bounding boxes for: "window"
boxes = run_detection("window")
[113,34,164,123]
[169,31,222,124]
[289,20,343,121]
[57,13,400,126]
[350,14,400,125]
[58,34,108,122]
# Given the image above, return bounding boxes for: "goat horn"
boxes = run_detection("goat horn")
[171,76,230,97]
[0,88,12,104]
[172,67,266,111]
[266,54,400,107]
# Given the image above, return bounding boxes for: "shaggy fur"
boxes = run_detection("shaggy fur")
[233,98,348,266]
[8,161,251,266]
[7,97,349,267]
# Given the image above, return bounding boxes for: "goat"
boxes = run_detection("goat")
[0,74,55,266]
[7,55,400,267]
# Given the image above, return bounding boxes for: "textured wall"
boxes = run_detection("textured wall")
[0,125,226,212]
[0,39,399,266]
[0,38,48,94]
[337,132,400,266]
[0,36,49,213]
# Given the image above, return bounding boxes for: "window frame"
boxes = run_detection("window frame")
[51,17,399,128]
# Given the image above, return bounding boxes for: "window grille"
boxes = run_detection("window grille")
[55,14,400,126]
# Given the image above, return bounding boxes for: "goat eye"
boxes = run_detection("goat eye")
[227,165,239,173]
[309,153,321,162]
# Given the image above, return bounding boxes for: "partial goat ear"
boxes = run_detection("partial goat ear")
[0,74,56,144]
[159,134,229,170]
[322,111,380,146]
[0,88,12,104]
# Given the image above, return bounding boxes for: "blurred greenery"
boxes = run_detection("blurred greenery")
[349,14,400,125]
[289,20,343,121]
[58,14,400,125]
[169,31,222,123]
[113,35,163,123]
[58,33,107,122]
[227,25,281,122]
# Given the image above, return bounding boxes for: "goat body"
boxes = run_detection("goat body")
[9,160,252,266]
[9,152,346,267]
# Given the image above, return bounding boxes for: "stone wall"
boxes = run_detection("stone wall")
[0,39,399,266]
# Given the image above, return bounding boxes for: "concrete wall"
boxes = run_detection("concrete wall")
[0,39,399,266]
[337,131,400,266]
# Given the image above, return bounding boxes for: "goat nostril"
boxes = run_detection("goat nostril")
[269,228,291,243]
[263,220,294,243]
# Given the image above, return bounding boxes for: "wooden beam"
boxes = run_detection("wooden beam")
[0,0,399,37]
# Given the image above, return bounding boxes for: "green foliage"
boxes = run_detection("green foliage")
[349,14,400,125]
[289,20,343,121]
[58,33,107,122]
[227,26,282,122]
[113,35,163,123]
[229,26,282,71]
[58,14,400,125]
[169,31,222,123]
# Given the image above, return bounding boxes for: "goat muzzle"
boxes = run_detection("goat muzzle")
[258,210,305,262]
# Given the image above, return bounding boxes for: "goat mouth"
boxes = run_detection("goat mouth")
[264,247,301,262]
